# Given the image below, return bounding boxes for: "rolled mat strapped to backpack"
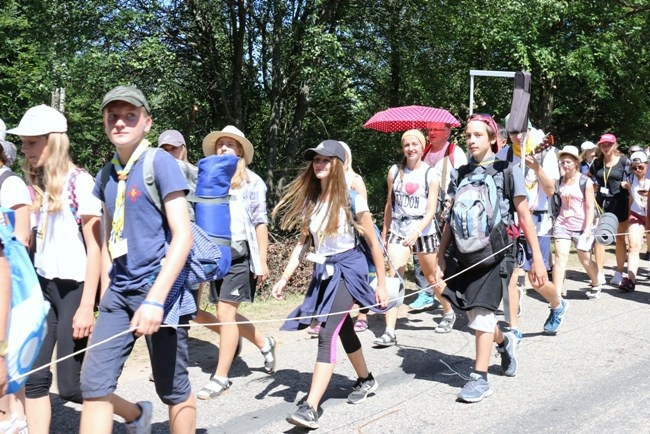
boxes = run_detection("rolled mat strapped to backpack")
[595,212,618,246]
[192,154,239,280]
[0,208,50,394]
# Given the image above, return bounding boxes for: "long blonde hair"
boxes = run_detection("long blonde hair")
[24,133,75,213]
[272,157,363,236]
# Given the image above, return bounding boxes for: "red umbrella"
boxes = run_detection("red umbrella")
[363,105,461,132]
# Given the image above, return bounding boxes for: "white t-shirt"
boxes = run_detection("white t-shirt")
[496,147,560,211]
[631,176,648,216]
[34,170,102,281]
[309,193,369,257]
[389,164,436,238]
[0,166,31,209]
[229,188,247,241]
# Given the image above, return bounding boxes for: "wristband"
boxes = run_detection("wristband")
[142,300,164,309]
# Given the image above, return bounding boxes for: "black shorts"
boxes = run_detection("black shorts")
[209,255,257,304]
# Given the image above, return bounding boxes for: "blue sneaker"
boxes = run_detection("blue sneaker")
[497,332,518,377]
[544,299,569,333]
[457,373,492,403]
[409,292,435,310]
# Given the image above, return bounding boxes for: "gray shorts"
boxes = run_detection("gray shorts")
[80,285,191,405]
[466,307,497,333]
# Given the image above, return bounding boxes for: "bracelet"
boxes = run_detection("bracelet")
[142,300,164,309]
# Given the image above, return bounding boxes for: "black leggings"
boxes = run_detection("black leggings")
[25,276,87,402]
[317,279,362,363]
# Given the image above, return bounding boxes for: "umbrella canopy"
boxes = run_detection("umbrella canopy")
[363,105,461,133]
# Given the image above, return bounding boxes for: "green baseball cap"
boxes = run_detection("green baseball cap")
[100,85,151,114]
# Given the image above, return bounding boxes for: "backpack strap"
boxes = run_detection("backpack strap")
[579,174,588,197]
[143,147,163,214]
[0,170,17,195]
[390,164,399,212]
[67,168,87,226]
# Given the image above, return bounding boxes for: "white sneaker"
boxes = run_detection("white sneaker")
[126,401,153,434]
[609,271,623,286]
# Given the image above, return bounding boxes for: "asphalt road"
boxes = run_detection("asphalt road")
[50,262,650,433]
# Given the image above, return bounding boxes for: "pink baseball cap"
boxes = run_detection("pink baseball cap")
[597,133,617,145]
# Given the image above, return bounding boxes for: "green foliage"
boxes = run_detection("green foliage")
[0,0,649,206]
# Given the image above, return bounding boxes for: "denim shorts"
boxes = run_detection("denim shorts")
[80,285,192,405]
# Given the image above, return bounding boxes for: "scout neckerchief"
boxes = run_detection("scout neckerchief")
[108,139,150,259]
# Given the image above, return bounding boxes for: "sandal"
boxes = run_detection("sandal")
[354,319,368,332]
[197,377,232,400]
[373,331,396,347]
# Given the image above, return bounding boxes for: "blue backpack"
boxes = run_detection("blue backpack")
[450,161,512,268]
[0,208,49,394]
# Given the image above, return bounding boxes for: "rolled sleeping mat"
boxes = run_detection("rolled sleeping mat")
[194,154,238,241]
[194,154,239,279]
[595,212,618,246]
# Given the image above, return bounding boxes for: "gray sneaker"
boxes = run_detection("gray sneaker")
[457,373,492,403]
[498,331,518,377]
[125,401,153,434]
[347,373,378,404]
[435,313,456,334]
[286,403,319,430]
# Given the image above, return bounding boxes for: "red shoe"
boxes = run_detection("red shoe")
[619,277,635,292]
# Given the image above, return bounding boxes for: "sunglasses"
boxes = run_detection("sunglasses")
[632,165,646,172]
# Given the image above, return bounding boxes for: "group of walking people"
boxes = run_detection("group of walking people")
[0,88,645,433]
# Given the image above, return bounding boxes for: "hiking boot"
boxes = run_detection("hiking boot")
[609,271,623,286]
[286,403,319,430]
[619,277,635,292]
[457,373,492,403]
[125,401,153,434]
[498,332,518,377]
[262,336,277,374]
[543,299,569,333]
[197,377,232,400]
[347,373,378,404]
[587,284,602,300]
[409,292,435,310]
[373,331,396,347]
[435,313,456,334]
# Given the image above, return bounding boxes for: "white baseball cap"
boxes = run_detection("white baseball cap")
[580,141,596,151]
[6,105,67,136]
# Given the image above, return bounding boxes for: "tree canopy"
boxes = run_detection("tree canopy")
[1,0,648,213]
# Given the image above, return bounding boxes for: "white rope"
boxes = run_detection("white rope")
[13,242,514,379]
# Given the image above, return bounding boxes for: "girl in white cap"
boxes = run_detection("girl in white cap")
[7,105,102,434]
[621,151,650,291]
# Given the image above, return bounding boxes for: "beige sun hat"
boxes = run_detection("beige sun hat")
[558,145,582,163]
[202,125,254,165]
